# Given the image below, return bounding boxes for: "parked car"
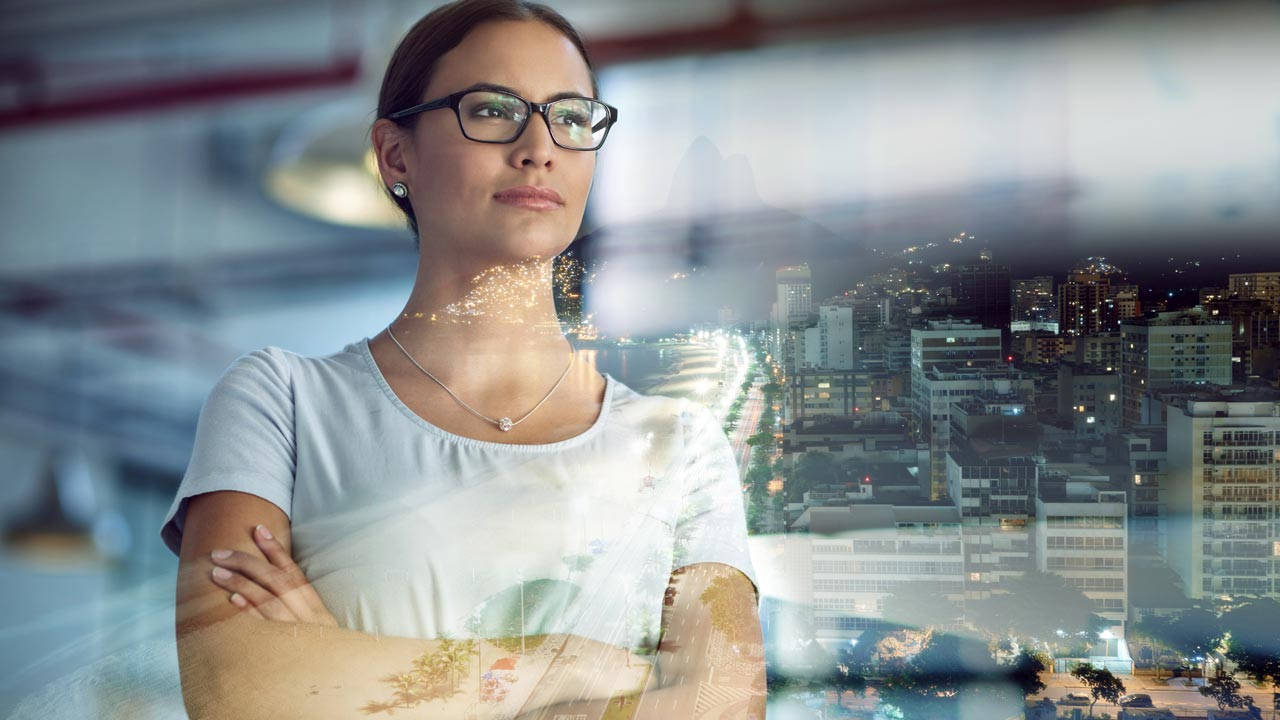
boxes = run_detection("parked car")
[664,586,677,605]
[1059,692,1091,705]
[1119,694,1154,707]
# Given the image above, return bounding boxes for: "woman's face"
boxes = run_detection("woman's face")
[393,20,597,265]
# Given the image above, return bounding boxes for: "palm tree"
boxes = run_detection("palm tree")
[442,638,478,692]
[391,671,421,709]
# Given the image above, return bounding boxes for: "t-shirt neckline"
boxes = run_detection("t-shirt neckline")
[356,336,615,452]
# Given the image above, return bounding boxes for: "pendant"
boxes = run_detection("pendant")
[498,417,513,432]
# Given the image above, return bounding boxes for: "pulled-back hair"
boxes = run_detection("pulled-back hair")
[375,0,601,244]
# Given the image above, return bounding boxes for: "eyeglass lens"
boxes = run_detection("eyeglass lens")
[458,91,609,149]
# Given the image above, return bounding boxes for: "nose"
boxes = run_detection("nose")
[512,107,557,164]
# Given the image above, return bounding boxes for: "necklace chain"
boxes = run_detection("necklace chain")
[385,324,576,432]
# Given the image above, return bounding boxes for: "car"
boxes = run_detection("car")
[1058,692,1090,705]
[1118,694,1154,708]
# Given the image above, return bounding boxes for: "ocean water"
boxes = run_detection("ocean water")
[589,343,682,395]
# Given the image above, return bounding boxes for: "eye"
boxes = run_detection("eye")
[553,109,590,127]
[474,103,523,121]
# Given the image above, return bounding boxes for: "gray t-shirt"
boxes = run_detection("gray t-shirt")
[160,338,757,650]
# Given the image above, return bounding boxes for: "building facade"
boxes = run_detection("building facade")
[1166,394,1280,600]
[1120,309,1232,427]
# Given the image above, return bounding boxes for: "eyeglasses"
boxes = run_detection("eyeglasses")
[387,88,619,151]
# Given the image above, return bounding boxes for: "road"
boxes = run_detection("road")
[1035,672,1277,715]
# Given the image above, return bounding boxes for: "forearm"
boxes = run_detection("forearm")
[519,656,765,720]
[179,613,444,719]
[178,614,634,720]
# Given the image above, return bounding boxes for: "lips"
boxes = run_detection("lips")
[493,185,564,205]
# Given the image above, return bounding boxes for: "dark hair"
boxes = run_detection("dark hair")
[374,0,601,246]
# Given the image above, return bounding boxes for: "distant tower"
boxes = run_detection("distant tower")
[776,264,813,325]
[1012,276,1056,327]
[1120,308,1232,426]
[1059,257,1125,337]
[953,260,1011,353]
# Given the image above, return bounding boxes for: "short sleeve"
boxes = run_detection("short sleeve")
[159,347,297,557]
[671,405,760,602]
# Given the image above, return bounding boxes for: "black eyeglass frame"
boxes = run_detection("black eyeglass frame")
[386,89,620,151]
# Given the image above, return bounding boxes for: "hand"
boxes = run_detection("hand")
[208,524,339,627]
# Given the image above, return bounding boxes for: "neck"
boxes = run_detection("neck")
[382,254,578,388]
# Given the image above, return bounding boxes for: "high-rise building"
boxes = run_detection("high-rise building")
[1059,272,1112,337]
[789,505,966,650]
[1115,428,1168,559]
[1228,271,1280,306]
[1057,362,1122,438]
[1101,284,1142,331]
[1204,297,1280,381]
[946,394,1039,594]
[1035,476,1129,635]
[910,321,1009,499]
[1119,309,1232,426]
[819,305,856,370]
[913,363,1034,500]
[910,320,1004,378]
[776,264,813,326]
[1059,258,1135,336]
[1074,333,1122,371]
[1165,390,1280,599]
[953,262,1012,349]
[1012,276,1057,330]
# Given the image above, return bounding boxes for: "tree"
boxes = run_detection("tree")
[1161,607,1226,676]
[1006,649,1049,700]
[1200,671,1257,712]
[876,632,1027,720]
[1069,664,1126,719]
[699,574,756,644]
[877,632,969,720]
[787,451,841,502]
[1222,599,1280,701]
[880,583,962,631]
[967,571,1107,650]
[826,651,868,699]
[745,464,771,496]
[1131,613,1178,679]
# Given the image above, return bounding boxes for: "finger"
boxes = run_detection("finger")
[210,566,298,623]
[250,528,335,624]
[251,524,293,569]
[212,549,314,621]
[248,527,327,620]
[229,592,267,621]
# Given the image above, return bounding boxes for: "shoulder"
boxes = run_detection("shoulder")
[227,345,294,378]
[216,341,363,392]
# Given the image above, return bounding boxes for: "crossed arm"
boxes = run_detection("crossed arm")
[176,493,764,720]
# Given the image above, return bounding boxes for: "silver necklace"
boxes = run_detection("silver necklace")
[385,324,576,432]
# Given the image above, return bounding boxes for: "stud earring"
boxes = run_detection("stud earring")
[391,182,408,199]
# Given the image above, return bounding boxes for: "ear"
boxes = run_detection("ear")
[371,118,411,187]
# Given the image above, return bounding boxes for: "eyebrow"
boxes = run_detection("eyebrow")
[454,82,592,102]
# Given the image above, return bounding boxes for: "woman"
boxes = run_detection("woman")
[162,1,763,718]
